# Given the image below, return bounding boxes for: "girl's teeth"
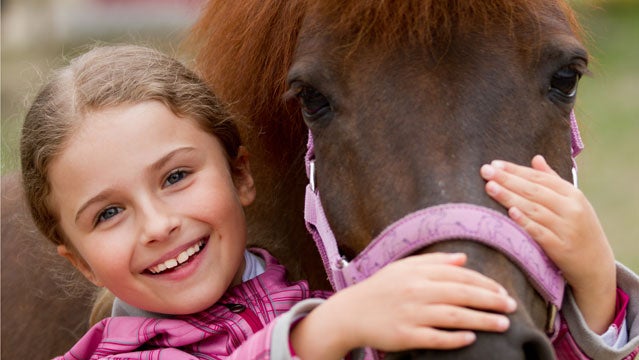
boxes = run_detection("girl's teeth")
[149,240,204,274]
[165,259,178,269]
[177,252,189,264]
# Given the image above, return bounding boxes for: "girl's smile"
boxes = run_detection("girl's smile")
[145,238,207,275]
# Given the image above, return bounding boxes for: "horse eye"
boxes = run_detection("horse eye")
[297,86,330,119]
[550,67,581,98]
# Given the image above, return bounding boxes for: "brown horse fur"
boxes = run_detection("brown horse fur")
[1,173,96,359]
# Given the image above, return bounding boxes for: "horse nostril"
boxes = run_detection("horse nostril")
[383,350,414,360]
[522,335,556,360]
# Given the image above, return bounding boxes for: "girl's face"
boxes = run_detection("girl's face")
[49,101,255,315]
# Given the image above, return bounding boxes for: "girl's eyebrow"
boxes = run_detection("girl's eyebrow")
[74,147,197,223]
[75,190,115,224]
[148,147,196,173]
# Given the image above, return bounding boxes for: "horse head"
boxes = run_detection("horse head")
[190,1,587,358]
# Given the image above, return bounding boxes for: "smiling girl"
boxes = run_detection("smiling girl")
[21,45,517,359]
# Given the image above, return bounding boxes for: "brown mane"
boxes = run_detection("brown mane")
[188,1,307,168]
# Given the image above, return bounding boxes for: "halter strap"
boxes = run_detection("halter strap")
[304,110,583,308]
[570,110,584,158]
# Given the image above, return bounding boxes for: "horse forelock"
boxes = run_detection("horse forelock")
[311,0,583,57]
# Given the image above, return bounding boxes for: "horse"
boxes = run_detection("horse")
[1,173,96,359]
[188,0,587,358]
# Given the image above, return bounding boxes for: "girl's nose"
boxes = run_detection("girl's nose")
[139,197,180,245]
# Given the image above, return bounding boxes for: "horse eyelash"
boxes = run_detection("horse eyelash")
[283,85,303,103]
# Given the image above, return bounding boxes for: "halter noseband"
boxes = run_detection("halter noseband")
[304,110,584,335]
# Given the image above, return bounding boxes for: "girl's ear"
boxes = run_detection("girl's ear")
[232,146,256,206]
[57,245,103,287]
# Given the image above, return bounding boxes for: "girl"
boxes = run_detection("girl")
[20,44,517,359]
[482,156,639,358]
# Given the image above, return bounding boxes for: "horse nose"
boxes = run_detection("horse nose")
[514,326,556,360]
[385,322,555,360]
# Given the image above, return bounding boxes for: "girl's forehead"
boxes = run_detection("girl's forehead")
[58,102,221,171]
[79,102,207,136]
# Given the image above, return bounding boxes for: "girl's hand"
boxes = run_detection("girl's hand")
[480,155,616,334]
[291,252,517,360]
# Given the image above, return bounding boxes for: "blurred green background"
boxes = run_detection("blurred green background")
[571,1,639,273]
[1,0,637,273]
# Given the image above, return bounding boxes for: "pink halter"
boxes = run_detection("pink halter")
[304,110,583,312]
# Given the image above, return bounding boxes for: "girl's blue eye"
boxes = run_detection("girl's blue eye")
[164,169,188,187]
[95,206,123,225]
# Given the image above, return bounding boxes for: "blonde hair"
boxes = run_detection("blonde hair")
[20,44,241,247]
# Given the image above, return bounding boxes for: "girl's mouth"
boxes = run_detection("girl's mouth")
[146,239,207,275]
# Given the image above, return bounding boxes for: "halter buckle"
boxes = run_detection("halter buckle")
[545,303,558,335]
[309,160,316,192]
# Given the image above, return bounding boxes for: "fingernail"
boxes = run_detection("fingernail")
[480,164,494,178]
[485,181,500,196]
[491,160,505,169]
[447,253,466,261]
[465,332,477,343]
[507,297,517,312]
[497,316,510,329]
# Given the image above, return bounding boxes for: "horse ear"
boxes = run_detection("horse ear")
[56,245,104,287]
[232,146,256,206]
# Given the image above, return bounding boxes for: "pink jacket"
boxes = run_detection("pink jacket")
[53,249,329,360]
[552,262,639,360]
[53,250,639,359]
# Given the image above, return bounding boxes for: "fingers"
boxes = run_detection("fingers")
[480,167,565,251]
[389,257,518,313]
[341,253,523,353]
[391,305,511,351]
[419,304,511,332]
[483,176,563,234]
[481,157,573,197]
[506,206,561,249]
[404,252,468,266]
[402,328,477,350]
[400,253,507,295]
[424,280,517,313]
[480,161,569,229]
